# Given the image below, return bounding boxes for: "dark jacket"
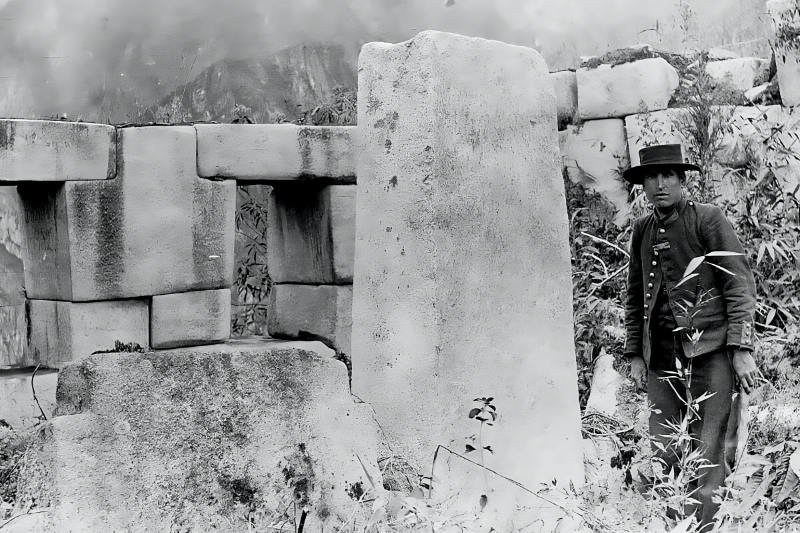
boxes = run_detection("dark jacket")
[624,198,757,366]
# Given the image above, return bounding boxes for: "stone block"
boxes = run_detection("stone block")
[769,0,800,106]
[0,120,115,182]
[577,58,679,119]
[24,339,380,531]
[353,30,584,496]
[268,284,352,355]
[0,368,57,429]
[550,70,578,126]
[0,186,23,259]
[0,304,25,367]
[19,126,236,300]
[150,289,231,349]
[560,119,630,225]
[706,57,768,92]
[0,235,24,305]
[196,124,356,182]
[24,299,149,367]
[267,184,356,284]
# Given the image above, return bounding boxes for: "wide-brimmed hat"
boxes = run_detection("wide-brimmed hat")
[622,144,700,184]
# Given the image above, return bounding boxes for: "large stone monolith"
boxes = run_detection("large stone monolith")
[352,30,584,517]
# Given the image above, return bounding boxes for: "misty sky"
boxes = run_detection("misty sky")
[0,0,770,121]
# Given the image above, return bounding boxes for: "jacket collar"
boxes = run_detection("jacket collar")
[653,197,688,227]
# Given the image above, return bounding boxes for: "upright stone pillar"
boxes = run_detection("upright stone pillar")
[353,29,584,501]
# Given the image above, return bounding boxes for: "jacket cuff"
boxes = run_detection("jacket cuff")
[727,321,755,351]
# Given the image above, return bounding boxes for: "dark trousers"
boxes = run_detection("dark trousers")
[648,331,733,529]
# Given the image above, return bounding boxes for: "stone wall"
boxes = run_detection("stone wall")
[0,120,359,433]
[551,21,800,225]
[1,30,589,530]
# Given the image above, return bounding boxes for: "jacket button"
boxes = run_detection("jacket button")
[644,315,648,320]
[646,293,652,298]
[648,282,653,288]
[659,228,666,234]
[649,272,655,278]
[643,304,648,309]
[689,201,694,206]
[651,260,657,266]
[654,251,659,256]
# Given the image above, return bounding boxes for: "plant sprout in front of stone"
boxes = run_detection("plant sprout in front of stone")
[465,396,497,510]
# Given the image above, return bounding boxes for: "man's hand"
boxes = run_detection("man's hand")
[732,349,758,394]
[629,356,647,391]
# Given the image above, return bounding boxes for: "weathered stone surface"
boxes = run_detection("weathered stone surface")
[0,304,25,368]
[150,288,231,349]
[268,284,352,354]
[196,124,356,182]
[353,30,584,496]
[560,119,630,225]
[430,447,581,532]
[577,58,679,119]
[19,126,236,300]
[0,120,115,182]
[0,232,23,305]
[769,0,800,106]
[551,70,578,126]
[24,299,149,367]
[267,184,356,284]
[706,57,768,92]
[0,189,25,366]
[0,186,23,259]
[0,369,57,429]
[22,339,380,531]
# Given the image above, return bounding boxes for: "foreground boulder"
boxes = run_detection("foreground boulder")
[15,339,381,532]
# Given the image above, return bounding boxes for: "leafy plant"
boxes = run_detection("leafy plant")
[231,186,271,336]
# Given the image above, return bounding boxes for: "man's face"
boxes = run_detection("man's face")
[642,169,683,210]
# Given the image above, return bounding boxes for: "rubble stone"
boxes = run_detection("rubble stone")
[196,124,356,182]
[150,289,231,349]
[577,58,679,119]
[0,120,115,182]
[706,57,768,92]
[353,31,584,496]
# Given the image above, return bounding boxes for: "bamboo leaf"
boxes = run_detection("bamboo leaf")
[674,273,699,290]
[705,250,744,257]
[682,256,706,279]
[707,262,738,277]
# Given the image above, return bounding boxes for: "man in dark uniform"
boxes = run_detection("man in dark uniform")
[622,144,759,529]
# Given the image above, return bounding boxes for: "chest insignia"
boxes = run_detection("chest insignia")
[653,242,671,252]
